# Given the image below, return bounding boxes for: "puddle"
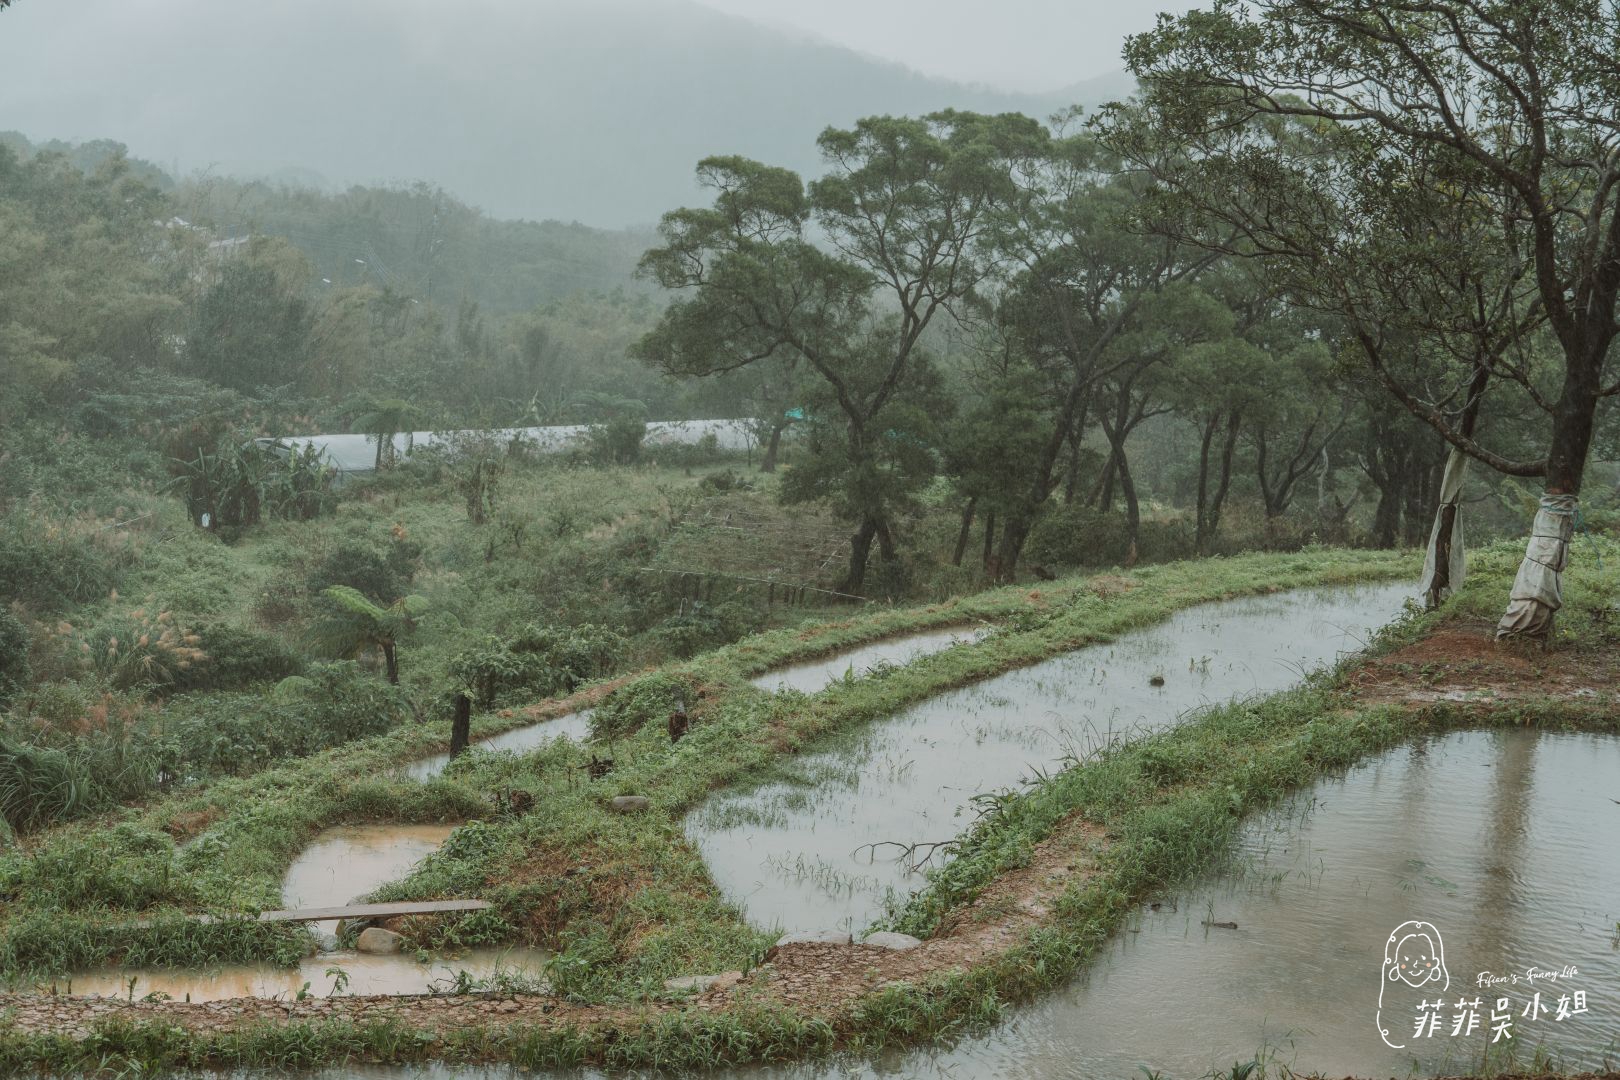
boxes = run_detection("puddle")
[688,582,1412,934]
[751,626,988,695]
[731,729,1620,1079]
[45,946,549,1003]
[283,823,458,911]
[404,710,594,781]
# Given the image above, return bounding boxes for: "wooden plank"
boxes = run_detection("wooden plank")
[132,900,491,927]
[253,900,491,924]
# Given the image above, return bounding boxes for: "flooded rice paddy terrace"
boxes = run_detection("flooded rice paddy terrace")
[346,730,1618,1080]
[404,709,595,781]
[689,582,1414,934]
[731,728,1620,1078]
[51,825,546,1002]
[750,625,989,695]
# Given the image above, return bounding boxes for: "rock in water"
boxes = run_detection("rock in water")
[356,927,405,954]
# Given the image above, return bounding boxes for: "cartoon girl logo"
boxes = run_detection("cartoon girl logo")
[1377,920,1450,1048]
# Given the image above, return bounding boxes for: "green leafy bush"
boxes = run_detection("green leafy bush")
[305,541,415,604]
[639,600,764,660]
[166,623,303,692]
[589,671,691,741]
[163,662,412,776]
[450,622,625,710]
[0,608,28,706]
[586,415,648,466]
[0,823,193,911]
[0,513,123,612]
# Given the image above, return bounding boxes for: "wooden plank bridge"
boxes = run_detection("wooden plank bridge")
[140,899,490,927]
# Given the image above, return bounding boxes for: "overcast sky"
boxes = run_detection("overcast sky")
[694,0,1175,91]
[0,0,1182,223]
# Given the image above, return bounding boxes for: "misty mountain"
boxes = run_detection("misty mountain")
[0,0,1133,229]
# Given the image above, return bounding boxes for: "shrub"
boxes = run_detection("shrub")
[449,623,625,710]
[83,607,209,692]
[166,623,303,692]
[698,468,753,493]
[590,671,691,741]
[0,724,167,836]
[639,600,765,660]
[162,662,411,776]
[0,823,194,911]
[0,608,28,706]
[586,416,647,466]
[0,513,123,612]
[1024,505,1197,569]
[305,541,415,604]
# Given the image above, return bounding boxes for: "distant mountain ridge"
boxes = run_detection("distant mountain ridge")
[0,0,1134,228]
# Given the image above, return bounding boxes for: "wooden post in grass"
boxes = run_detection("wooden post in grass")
[449,692,472,759]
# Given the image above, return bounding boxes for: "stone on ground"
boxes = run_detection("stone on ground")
[861,931,922,950]
[663,970,744,992]
[775,929,853,946]
[610,795,650,813]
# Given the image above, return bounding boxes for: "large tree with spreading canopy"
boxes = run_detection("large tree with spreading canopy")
[1111,0,1620,637]
[635,111,1043,593]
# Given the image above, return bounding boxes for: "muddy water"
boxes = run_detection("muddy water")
[751,626,988,695]
[283,823,457,910]
[689,582,1412,934]
[52,946,549,1002]
[404,709,594,781]
[47,823,550,1001]
[735,729,1620,1079]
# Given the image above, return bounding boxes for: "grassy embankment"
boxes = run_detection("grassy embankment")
[0,546,1436,1073]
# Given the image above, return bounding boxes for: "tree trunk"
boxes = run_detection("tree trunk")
[1117,445,1141,567]
[994,381,1092,583]
[981,510,997,570]
[382,640,399,685]
[761,421,785,473]
[1062,428,1083,505]
[1496,367,1600,639]
[1420,368,1489,609]
[841,517,878,595]
[951,497,977,567]
[1194,411,1240,557]
[449,693,472,759]
[1096,448,1118,513]
[1371,475,1403,549]
[1195,415,1217,556]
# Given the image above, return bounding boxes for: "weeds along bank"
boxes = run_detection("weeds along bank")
[0,548,1426,1062]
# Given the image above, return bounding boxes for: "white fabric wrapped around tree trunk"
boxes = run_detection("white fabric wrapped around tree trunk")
[1417,448,1469,608]
[1495,492,1577,640]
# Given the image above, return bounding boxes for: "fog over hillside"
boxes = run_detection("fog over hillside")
[0,0,1133,227]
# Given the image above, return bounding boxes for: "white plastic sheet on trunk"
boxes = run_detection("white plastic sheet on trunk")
[1417,448,1469,608]
[1495,492,1577,639]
